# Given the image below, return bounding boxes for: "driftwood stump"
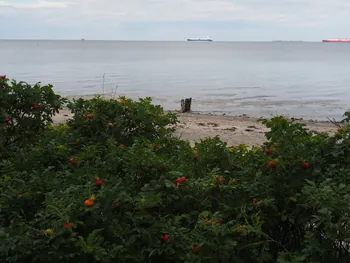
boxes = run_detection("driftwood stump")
[181,98,192,113]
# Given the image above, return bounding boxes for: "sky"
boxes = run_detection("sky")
[0,0,349,41]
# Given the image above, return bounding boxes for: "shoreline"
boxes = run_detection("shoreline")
[53,108,338,146]
[62,93,348,122]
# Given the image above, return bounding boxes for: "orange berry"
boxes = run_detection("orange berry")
[236,226,245,236]
[268,161,277,168]
[84,199,94,207]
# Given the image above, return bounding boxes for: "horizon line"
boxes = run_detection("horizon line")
[0,39,317,42]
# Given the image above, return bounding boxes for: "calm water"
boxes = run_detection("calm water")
[1,40,350,120]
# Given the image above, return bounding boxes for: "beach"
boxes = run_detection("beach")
[53,108,338,146]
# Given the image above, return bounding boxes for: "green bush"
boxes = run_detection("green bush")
[0,78,66,156]
[0,80,349,263]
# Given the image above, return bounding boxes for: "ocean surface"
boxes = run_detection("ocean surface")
[1,40,350,120]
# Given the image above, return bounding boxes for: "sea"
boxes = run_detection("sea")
[1,40,350,120]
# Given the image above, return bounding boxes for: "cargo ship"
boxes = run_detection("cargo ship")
[187,38,213,42]
[322,39,350,43]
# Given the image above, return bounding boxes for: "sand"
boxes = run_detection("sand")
[52,108,338,146]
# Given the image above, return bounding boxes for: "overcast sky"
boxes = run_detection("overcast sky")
[0,0,349,41]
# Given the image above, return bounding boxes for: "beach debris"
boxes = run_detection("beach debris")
[181,98,192,113]
[224,127,237,131]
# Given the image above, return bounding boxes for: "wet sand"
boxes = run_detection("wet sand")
[53,109,337,146]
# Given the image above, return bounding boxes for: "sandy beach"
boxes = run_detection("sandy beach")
[53,108,337,146]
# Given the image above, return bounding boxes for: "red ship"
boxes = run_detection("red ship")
[322,39,350,43]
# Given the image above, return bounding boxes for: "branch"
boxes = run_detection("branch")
[327,117,342,128]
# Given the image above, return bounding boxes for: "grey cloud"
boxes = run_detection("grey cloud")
[0,0,349,40]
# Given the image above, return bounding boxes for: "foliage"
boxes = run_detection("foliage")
[0,78,66,156]
[0,79,349,263]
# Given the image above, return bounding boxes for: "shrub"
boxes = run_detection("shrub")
[0,78,66,156]
[66,96,178,146]
[0,80,349,263]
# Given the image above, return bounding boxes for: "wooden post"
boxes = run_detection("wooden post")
[181,98,192,113]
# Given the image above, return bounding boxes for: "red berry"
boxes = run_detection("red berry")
[231,179,237,185]
[69,158,77,165]
[161,234,169,242]
[216,219,223,224]
[95,179,103,188]
[174,178,182,186]
[33,104,40,110]
[5,117,11,123]
[193,154,199,160]
[192,246,200,254]
[64,222,70,229]
[265,149,273,155]
[159,163,165,167]
[268,161,277,168]
[120,144,125,148]
[253,198,258,204]
[180,176,187,183]
[215,176,223,185]
[302,162,310,169]
[87,114,93,119]
[73,141,78,145]
[18,193,23,197]
[113,201,120,207]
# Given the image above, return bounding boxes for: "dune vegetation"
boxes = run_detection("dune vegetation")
[0,78,349,263]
